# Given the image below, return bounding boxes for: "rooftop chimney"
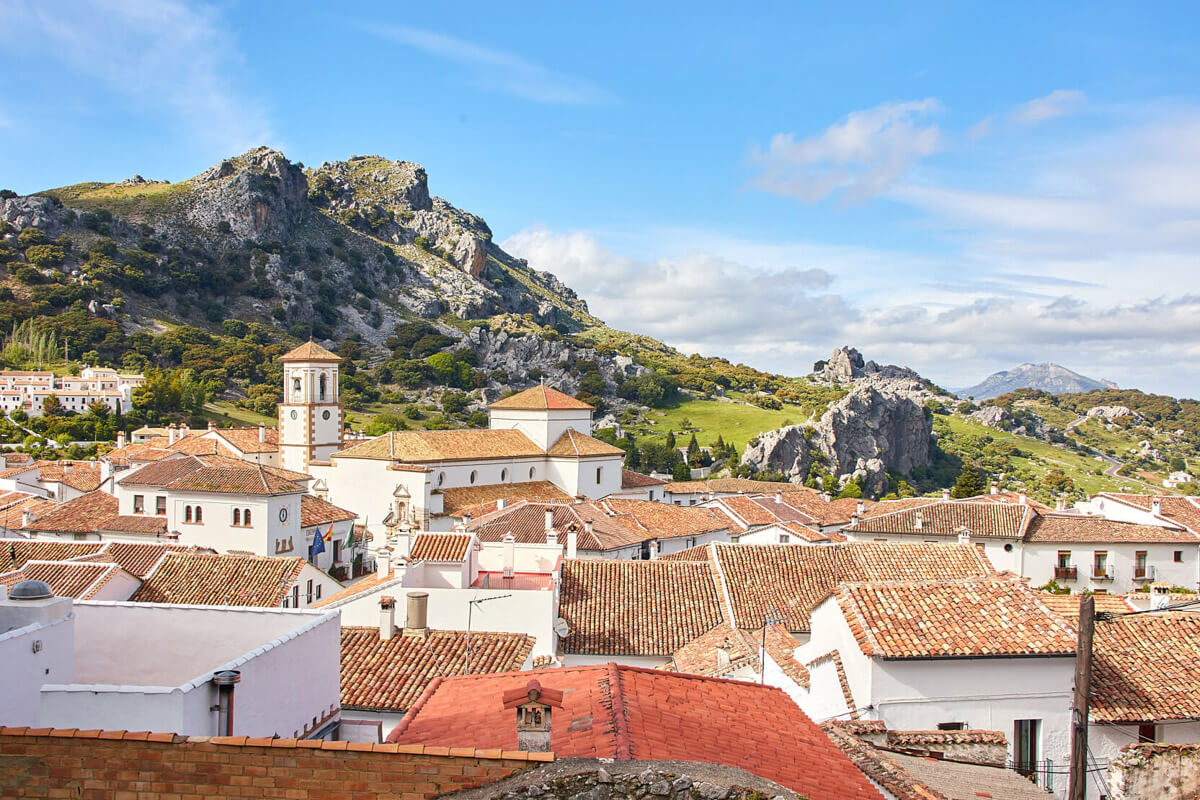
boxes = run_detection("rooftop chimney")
[503,533,515,578]
[566,522,578,560]
[21,509,35,529]
[546,525,558,547]
[496,497,506,511]
[1151,583,1171,610]
[404,591,428,638]
[503,679,563,753]
[856,499,866,516]
[258,422,266,443]
[941,488,951,501]
[116,431,126,449]
[1152,498,1163,516]
[914,511,923,531]
[1018,492,1027,506]
[544,508,554,534]
[379,595,396,640]
[649,539,659,560]
[377,547,393,577]
[167,423,177,445]
[212,670,241,737]
[990,481,999,495]
[208,420,216,431]
[1056,497,1067,511]
[775,491,783,504]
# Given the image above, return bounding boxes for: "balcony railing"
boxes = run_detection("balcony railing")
[1133,564,1156,581]
[1093,566,1115,581]
[1054,565,1078,580]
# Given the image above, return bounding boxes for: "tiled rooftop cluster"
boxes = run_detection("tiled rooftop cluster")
[387,664,883,800]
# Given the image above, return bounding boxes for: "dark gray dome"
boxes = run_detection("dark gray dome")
[10,579,52,600]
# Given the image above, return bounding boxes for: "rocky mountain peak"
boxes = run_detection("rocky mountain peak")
[812,346,921,385]
[188,146,309,242]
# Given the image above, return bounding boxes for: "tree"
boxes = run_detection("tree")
[686,433,699,460]
[42,394,65,417]
[671,460,692,481]
[837,480,863,499]
[1042,468,1075,495]
[951,465,987,498]
[666,430,676,450]
[1170,456,1187,473]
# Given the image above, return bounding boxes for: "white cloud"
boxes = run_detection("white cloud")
[0,0,270,155]
[1010,89,1086,124]
[365,24,614,106]
[748,99,943,203]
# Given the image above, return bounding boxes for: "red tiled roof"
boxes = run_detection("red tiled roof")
[488,385,594,410]
[409,533,473,562]
[1024,512,1198,543]
[712,542,996,632]
[311,570,403,609]
[336,429,546,462]
[340,627,534,712]
[281,340,341,362]
[0,560,135,599]
[836,578,1076,659]
[440,481,572,516]
[665,623,759,678]
[300,494,356,528]
[1098,494,1200,533]
[387,664,884,800]
[38,461,102,493]
[560,560,725,656]
[118,454,305,496]
[621,470,666,489]
[848,500,1033,539]
[600,497,730,539]
[0,493,58,530]
[1088,612,1200,723]
[1037,593,1134,619]
[100,515,170,535]
[546,429,624,457]
[22,491,118,534]
[209,427,280,455]
[131,552,305,606]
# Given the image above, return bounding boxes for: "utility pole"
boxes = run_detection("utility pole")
[1069,594,1096,800]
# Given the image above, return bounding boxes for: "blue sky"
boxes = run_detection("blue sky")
[2,2,1200,395]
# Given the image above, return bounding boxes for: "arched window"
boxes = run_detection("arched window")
[500,468,508,482]
[243,508,252,525]
[233,508,241,526]
[185,506,193,523]
[529,467,536,480]
[319,374,327,401]
[194,506,203,523]
[437,472,445,487]
[292,377,301,395]
[469,470,477,485]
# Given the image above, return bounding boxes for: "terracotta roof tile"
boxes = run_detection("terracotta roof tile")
[131,552,305,606]
[22,491,118,534]
[488,385,593,410]
[311,571,403,609]
[848,500,1033,539]
[836,578,1076,659]
[37,462,102,493]
[209,427,280,455]
[82,541,196,578]
[340,626,534,712]
[1025,512,1199,543]
[560,560,725,656]
[336,429,545,462]
[409,533,473,562]
[546,429,624,457]
[0,560,135,599]
[713,542,996,632]
[1089,612,1200,723]
[665,623,759,678]
[1037,593,1134,619]
[621,470,666,489]
[119,454,305,496]
[1098,494,1200,533]
[299,494,356,528]
[440,481,572,516]
[281,340,341,362]
[0,493,58,529]
[387,664,884,800]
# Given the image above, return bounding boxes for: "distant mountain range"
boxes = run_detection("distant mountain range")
[955,363,1117,401]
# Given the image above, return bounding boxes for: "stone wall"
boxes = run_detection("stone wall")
[1109,743,1200,800]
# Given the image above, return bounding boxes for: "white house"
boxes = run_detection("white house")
[795,578,1076,798]
[308,384,626,538]
[0,582,342,738]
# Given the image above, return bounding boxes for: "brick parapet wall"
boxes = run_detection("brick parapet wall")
[0,727,545,800]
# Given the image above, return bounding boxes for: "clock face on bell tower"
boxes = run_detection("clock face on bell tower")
[277,341,344,474]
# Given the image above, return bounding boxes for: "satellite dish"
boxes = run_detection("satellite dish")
[553,617,570,638]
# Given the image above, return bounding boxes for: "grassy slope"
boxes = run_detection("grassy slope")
[627,395,799,452]
[940,414,1154,495]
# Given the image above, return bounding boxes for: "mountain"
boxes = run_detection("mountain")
[956,363,1116,401]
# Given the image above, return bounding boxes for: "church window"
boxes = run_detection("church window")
[319,374,328,401]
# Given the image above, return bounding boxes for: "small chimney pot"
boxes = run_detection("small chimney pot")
[404,591,428,637]
[379,596,396,641]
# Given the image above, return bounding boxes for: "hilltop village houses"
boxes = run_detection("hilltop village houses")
[5,342,1200,798]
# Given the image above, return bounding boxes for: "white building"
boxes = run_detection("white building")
[278,341,345,474]
[308,384,626,538]
[795,578,1076,798]
[0,581,341,738]
[0,367,143,417]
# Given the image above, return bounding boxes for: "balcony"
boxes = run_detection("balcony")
[1133,565,1157,582]
[1093,566,1115,581]
[1054,565,1078,581]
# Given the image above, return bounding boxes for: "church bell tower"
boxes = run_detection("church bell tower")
[278,341,343,474]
